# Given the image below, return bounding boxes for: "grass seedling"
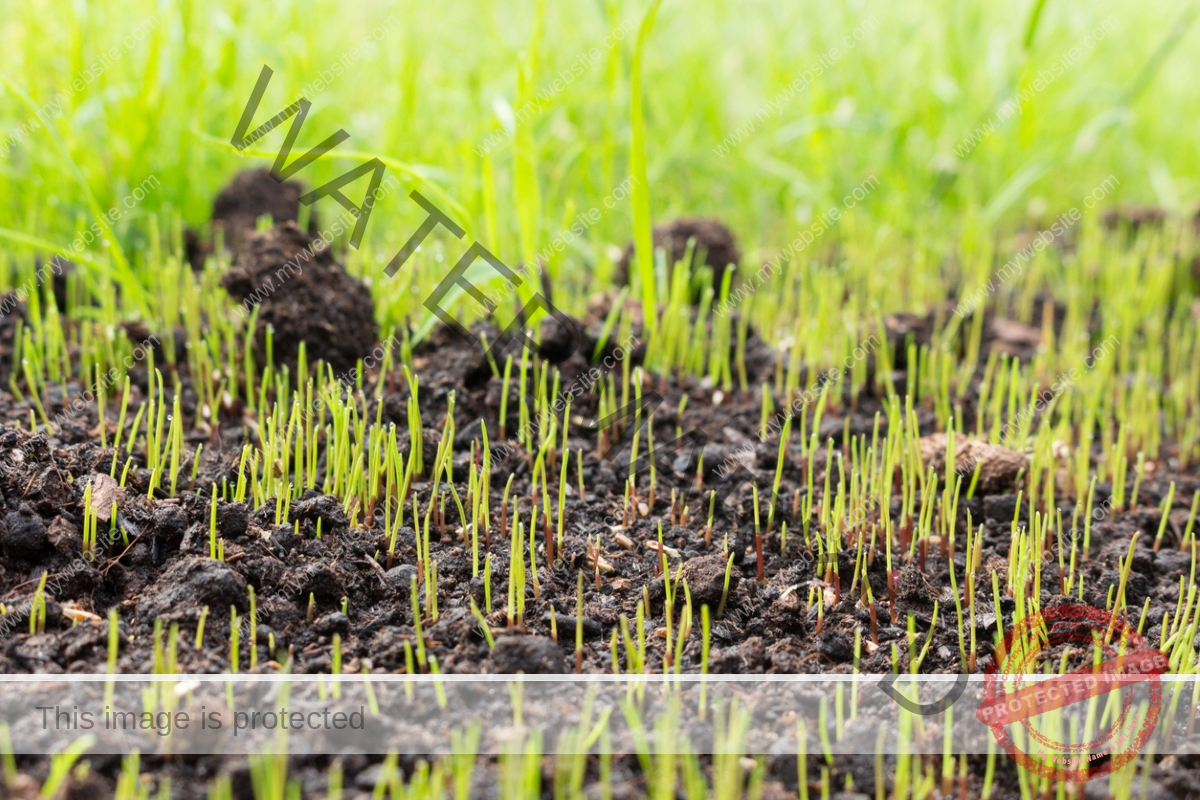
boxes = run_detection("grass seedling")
[1129,451,1146,511]
[752,483,763,582]
[768,416,791,532]
[190,444,204,489]
[209,484,218,559]
[168,394,183,496]
[948,552,967,669]
[484,554,492,613]
[499,354,513,440]
[411,574,427,669]
[248,586,258,670]
[331,633,341,699]
[81,481,96,561]
[863,568,879,646]
[327,762,343,800]
[910,601,939,673]
[195,605,208,650]
[575,571,584,673]
[716,552,735,617]
[554,422,571,551]
[577,448,585,500]
[40,737,93,800]
[1113,533,1141,620]
[469,598,494,648]
[229,605,239,673]
[4,723,30,789]
[29,571,48,634]
[1154,482,1176,551]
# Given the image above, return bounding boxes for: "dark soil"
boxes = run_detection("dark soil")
[616,218,742,298]
[0,316,1190,681]
[212,168,317,249]
[0,303,1196,796]
[185,169,320,270]
[220,221,377,373]
[0,196,1196,796]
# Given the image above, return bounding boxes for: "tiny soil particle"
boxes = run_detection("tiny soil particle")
[220,221,378,373]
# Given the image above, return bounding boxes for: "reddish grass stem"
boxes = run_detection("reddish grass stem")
[755,532,764,582]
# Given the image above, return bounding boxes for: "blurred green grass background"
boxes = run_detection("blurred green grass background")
[0,0,1196,326]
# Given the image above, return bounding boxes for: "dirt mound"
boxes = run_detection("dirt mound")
[616,218,741,298]
[211,168,316,251]
[220,222,377,373]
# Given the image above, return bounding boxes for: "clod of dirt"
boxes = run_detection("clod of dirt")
[217,501,250,539]
[383,564,419,600]
[988,318,1042,359]
[981,555,1008,585]
[616,218,741,297]
[681,552,740,608]
[151,504,189,549]
[46,517,79,559]
[138,557,248,622]
[895,563,937,606]
[221,222,378,373]
[314,612,349,636]
[291,493,349,530]
[288,562,346,604]
[816,627,853,662]
[85,473,124,522]
[918,433,1027,496]
[489,634,566,674]
[211,168,315,250]
[1,503,49,560]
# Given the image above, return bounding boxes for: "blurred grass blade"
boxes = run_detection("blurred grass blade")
[630,0,664,337]
[514,0,546,295]
[1119,3,1198,106]
[981,158,1049,222]
[1,77,147,317]
[1020,0,1049,51]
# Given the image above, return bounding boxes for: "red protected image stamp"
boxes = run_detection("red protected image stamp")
[975,603,1167,782]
